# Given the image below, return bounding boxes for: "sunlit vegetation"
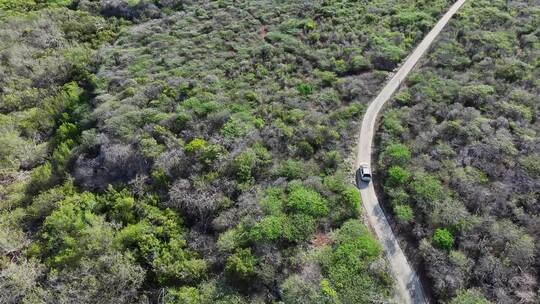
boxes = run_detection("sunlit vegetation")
[378,1,540,302]
[1,0,457,302]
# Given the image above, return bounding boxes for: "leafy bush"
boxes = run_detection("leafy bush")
[225,248,256,281]
[432,228,454,250]
[350,55,371,73]
[449,289,491,304]
[250,214,287,242]
[274,159,309,180]
[394,205,414,223]
[297,83,313,95]
[379,143,411,167]
[410,174,445,206]
[319,220,390,303]
[386,166,410,187]
[287,185,329,217]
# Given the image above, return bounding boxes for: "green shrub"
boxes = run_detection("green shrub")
[394,205,414,223]
[449,289,491,304]
[410,174,445,205]
[350,55,371,72]
[182,97,220,116]
[459,84,495,105]
[166,287,202,304]
[283,213,316,243]
[319,220,387,303]
[394,90,411,104]
[315,70,338,86]
[380,143,411,167]
[386,166,410,187]
[217,227,246,252]
[233,150,255,183]
[296,140,314,158]
[29,162,53,192]
[495,58,528,82]
[233,144,271,184]
[27,181,75,219]
[382,110,405,136]
[52,140,74,171]
[174,112,192,131]
[520,154,540,178]
[320,279,337,298]
[274,159,307,180]
[37,193,111,268]
[433,228,454,250]
[297,83,313,95]
[321,150,342,173]
[332,58,348,75]
[152,239,208,284]
[55,122,79,143]
[284,109,305,124]
[332,104,362,120]
[303,19,316,30]
[185,138,208,153]
[139,137,165,159]
[387,187,410,206]
[287,185,329,217]
[185,138,224,165]
[341,186,360,210]
[225,248,256,281]
[221,114,256,138]
[258,187,285,215]
[250,214,287,242]
[113,199,206,285]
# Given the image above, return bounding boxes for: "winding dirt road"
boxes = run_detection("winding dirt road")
[354,0,468,303]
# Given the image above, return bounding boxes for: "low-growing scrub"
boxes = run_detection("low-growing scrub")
[378,1,540,302]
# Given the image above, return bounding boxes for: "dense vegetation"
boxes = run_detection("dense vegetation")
[0,0,461,303]
[377,0,540,303]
